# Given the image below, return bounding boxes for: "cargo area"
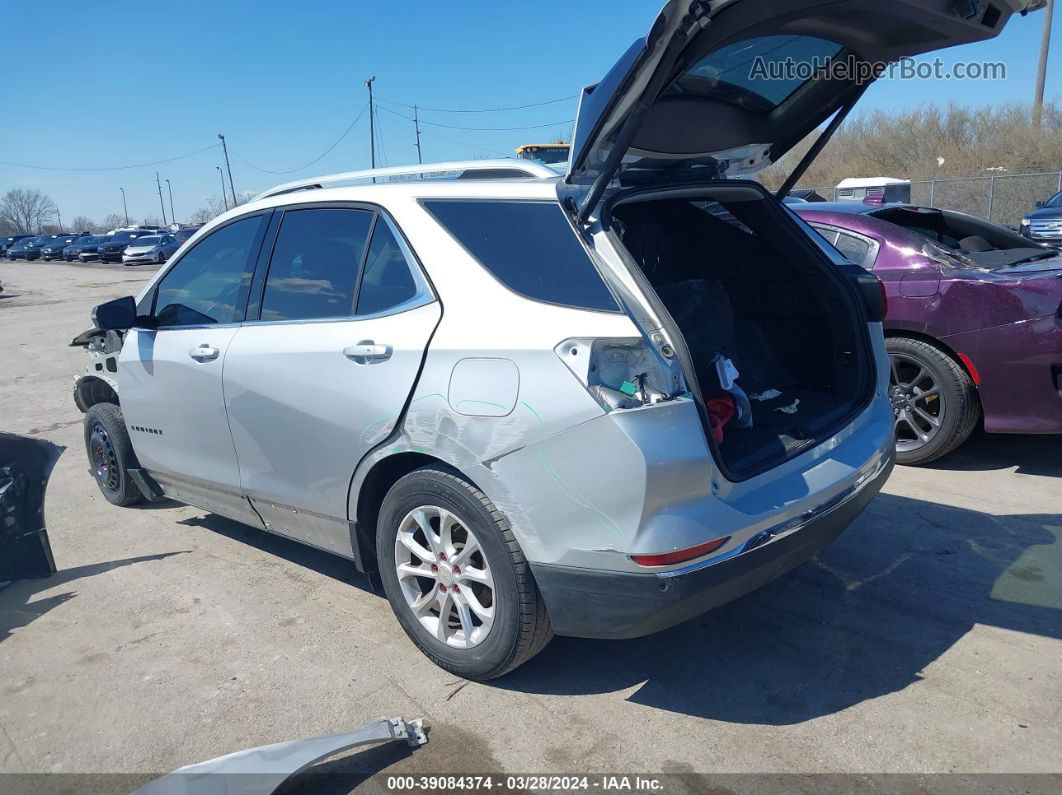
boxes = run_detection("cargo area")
[612,189,872,478]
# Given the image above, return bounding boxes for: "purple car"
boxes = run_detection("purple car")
[794,202,1062,464]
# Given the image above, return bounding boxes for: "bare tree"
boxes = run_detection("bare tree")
[71,215,97,233]
[204,194,229,217]
[762,99,1062,190]
[186,192,255,226]
[188,207,215,223]
[141,215,164,227]
[0,188,57,234]
[100,213,127,231]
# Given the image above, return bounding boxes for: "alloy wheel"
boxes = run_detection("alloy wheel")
[393,505,496,648]
[889,353,943,453]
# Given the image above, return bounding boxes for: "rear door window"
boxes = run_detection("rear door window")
[356,219,423,316]
[422,199,619,312]
[259,208,373,322]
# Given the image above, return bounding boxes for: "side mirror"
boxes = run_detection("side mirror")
[91,296,137,330]
[1036,200,1046,208]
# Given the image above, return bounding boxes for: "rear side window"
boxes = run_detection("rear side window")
[260,208,373,322]
[423,200,620,312]
[833,231,873,266]
[807,223,877,269]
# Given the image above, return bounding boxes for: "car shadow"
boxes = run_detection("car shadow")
[176,514,376,594]
[494,492,1061,725]
[920,430,1061,477]
[0,551,189,644]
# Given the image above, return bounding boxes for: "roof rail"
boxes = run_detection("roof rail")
[253,159,559,201]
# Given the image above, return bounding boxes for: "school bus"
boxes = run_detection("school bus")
[515,143,570,166]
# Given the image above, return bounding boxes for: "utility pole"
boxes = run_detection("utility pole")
[216,166,229,210]
[413,104,423,164]
[120,187,129,226]
[366,76,377,182]
[155,172,168,226]
[55,205,63,231]
[1033,0,1054,129]
[165,179,176,225]
[218,133,237,206]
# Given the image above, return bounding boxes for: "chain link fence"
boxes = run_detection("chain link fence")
[798,171,1062,228]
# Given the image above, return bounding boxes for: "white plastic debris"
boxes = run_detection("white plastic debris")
[774,399,800,414]
[750,388,782,401]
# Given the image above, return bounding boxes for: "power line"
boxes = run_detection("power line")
[0,143,221,172]
[233,104,369,175]
[376,105,572,131]
[376,95,578,113]
[415,128,512,159]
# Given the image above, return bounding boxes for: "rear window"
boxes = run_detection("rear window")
[422,200,620,312]
[666,35,843,112]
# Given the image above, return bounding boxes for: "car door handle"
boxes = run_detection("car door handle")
[343,341,392,364]
[188,344,220,362]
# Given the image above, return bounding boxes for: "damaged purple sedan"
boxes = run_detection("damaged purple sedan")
[795,203,1062,464]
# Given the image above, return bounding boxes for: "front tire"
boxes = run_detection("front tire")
[887,337,980,466]
[84,403,143,506]
[376,466,552,679]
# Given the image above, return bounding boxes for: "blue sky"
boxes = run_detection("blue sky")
[2,0,1058,223]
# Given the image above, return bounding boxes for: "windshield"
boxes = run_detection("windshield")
[132,236,161,246]
[1042,191,1062,208]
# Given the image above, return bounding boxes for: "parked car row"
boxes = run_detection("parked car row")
[3,226,198,265]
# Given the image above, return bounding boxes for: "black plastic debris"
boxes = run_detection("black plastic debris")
[0,433,63,584]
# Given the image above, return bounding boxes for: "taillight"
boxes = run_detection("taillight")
[631,536,731,567]
[554,337,684,411]
[852,272,887,323]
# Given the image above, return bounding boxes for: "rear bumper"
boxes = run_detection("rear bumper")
[531,448,893,640]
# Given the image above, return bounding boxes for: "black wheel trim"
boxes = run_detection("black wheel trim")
[89,422,122,493]
[889,352,945,453]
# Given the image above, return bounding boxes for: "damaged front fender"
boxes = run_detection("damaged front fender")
[0,433,62,583]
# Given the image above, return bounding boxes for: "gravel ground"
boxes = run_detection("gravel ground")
[0,257,1059,789]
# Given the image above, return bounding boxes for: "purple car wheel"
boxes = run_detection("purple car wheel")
[886,337,980,466]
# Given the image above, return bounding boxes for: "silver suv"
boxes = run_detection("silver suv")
[73,0,1023,678]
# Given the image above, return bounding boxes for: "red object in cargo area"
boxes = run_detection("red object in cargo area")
[706,394,736,445]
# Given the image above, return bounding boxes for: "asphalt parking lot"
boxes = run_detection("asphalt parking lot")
[0,258,1060,786]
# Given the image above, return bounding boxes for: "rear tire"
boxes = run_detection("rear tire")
[84,403,143,506]
[376,466,552,679]
[887,337,979,466]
